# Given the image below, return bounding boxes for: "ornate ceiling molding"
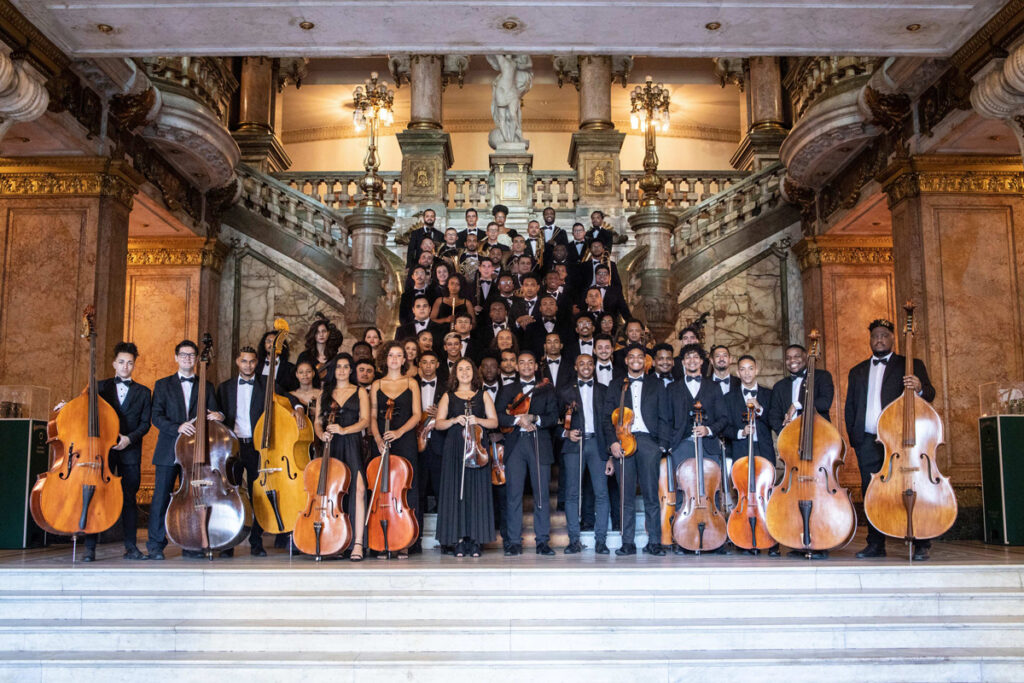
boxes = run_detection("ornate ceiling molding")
[792,234,893,272]
[878,155,1024,207]
[0,156,142,207]
[127,236,228,272]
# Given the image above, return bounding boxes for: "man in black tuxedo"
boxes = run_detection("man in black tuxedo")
[603,344,672,556]
[844,318,936,561]
[708,345,741,463]
[510,274,542,329]
[567,222,589,265]
[456,207,487,248]
[522,297,564,358]
[558,353,609,554]
[406,208,444,267]
[473,258,499,315]
[416,352,444,542]
[586,210,614,250]
[496,351,558,556]
[147,339,224,560]
[539,206,569,264]
[257,331,298,393]
[452,313,483,365]
[82,341,152,562]
[726,355,775,464]
[767,343,835,434]
[564,314,597,368]
[593,265,629,324]
[436,332,463,388]
[474,300,511,351]
[539,332,573,390]
[216,346,268,557]
[395,296,444,348]
[650,343,682,387]
[400,266,436,325]
[612,320,654,370]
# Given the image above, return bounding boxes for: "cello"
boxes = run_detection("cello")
[672,402,728,553]
[293,407,353,560]
[766,331,856,555]
[252,319,314,536]
[864,302,957,554]
[30,306,123,543]
[164,334,248,556]
[727,402,776,551]
[365,398,419,555]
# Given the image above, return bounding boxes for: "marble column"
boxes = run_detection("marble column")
[0,157,142,403]
[0,52,49,141]
[732,57,788,171]
[627,205,677,342]
[569,56,626,214]
[232,56,291,173]
[345,207,395,338]
[397,55,453,219]
[878,155,1024,533]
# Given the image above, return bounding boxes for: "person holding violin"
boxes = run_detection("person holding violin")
[767,343,835,435]
[147,340,224,561]
[433,358,499,557]
[844,318,936,561]
[369,341,423,557]
[313,353,371,561]
[602,344,672,556]
[417,352,444,530]
[80,341,152,562]
[495,350,558,556]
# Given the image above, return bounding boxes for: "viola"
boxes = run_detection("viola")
[252,319,314,535]
[164,334,248,555]
[30,306,123,539]
[864,302,957,550]
[611,377,636,457]
[293,407,352,560]
[765,330,856,554]
[365,398,419,554]
[672,401,728,553]
[727,402,776,551]
[459,397,488,499]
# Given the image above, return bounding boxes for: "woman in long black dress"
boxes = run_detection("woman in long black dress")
[313,353,370,561]
[431,273,475,328]
[369,341,422,558]
[434,358,498,557]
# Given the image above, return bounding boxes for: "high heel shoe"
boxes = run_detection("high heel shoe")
[350,542,364,562]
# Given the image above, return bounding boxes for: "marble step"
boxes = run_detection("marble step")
[1,648,1022,683]
[5,587,1024,621]
[3,615,1024,653]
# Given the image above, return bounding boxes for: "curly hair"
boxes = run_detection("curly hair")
[375,339,409,376]
[302,313,343,361]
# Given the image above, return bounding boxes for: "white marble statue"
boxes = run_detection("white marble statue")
[487,54,533,150]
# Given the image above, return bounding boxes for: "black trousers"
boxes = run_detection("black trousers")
[146,464,179,553]
[84,459,141,551]
[612,433,660,546]
[563,435,609,543]
[419,433,444,515]
[505,433,551,546]
[235,441,265,548]
[582,470,621,531]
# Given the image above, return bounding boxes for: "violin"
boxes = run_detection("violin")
[293,407,353,560]
[365,398,419,554]
[611,377,636,457]
[489,435,506,486]
[252,319,314,535]
[30,306,123,539]
[672,401,728,553]
[460,397,489,499]
[727,402,776,551]
[417,391,438,453]
[766,331,856,554]
[164,334,248,556]
[864,302,957,550]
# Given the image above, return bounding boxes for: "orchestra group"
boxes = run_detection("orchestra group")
[47,204,949,564]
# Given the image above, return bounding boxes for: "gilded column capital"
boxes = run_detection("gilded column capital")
[0,156,143,208]
[878,155,1024,208]
[793,234,893,272]
[127,236,228,273]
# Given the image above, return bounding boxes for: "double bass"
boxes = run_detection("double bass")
[165,334,248,556]
[727,402,776,551]
[293,407,353,560]
[365,398,419,555]
[31,306,123,542]
[766,331,856,555]
[252,319,313,536]
[864,302,957,554]
[672,402,727,553]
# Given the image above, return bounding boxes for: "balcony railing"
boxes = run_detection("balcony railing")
[141,56,237,125]
[619,171,748,211]
[274,172,403,211]
[785,56,876,122]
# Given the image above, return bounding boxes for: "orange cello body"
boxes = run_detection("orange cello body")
[727,405,775,550]
[365,399,419,554]
[30,308,122,537]
[293,453,352,559]
[766,331,856,553]
[657,452,677,545]
[671,402,727,553]
[864,303,957,543]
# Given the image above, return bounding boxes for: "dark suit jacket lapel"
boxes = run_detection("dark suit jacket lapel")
[100,380,119,410]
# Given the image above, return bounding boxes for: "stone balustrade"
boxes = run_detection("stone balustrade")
[531,172,577,210]
[274,171,402,211]
[140,56,237,125]
[446,173,491,210]
[620,171,748,211]
[785,56,876,122]
[673,162,786,258]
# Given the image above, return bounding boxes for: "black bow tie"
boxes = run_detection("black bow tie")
[179,376,195,383]
[115,377,132,385]
[238,378,254,386]
[526,299,536,306]
[543,317,556,323]
[522,381,535,387]
[580,340,593,347]
[578,380,593,388]
[598,364,611,371]
[743,389,757,397]
[414,288,425,294]
[714,376,729,384]
[575,240,584,246]
[548,358,559,364]
[873,357,888,366]
[686,376,701,384]
[658,373,672,380]
[628,376,644,383]
[792,372,807,380]
[422,380,435,387]
[485,383,498,391]
[415,320,428,328]
[493,323,505,330]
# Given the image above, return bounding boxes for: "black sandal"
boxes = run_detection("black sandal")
[454,540,466,558]
[470,542,481,558]
[350,542,364,562]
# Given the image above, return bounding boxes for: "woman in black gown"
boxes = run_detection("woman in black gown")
[369,341,423,558]
[431,273,475,328]
[434,358,498,557]
[313,353,370,561]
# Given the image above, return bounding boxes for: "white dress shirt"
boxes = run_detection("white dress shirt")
[791,374,805,412]
[579,380,594,433]
[737,385,762,441]
[483,382,499,401]
[234,378,254,439]
[628,376,649,433]
[864,352,892,435]
[115,379,130,405]
[714,374,732,394]
[420,377,437,409]
[179,375,195,414]
[595,362,614,386]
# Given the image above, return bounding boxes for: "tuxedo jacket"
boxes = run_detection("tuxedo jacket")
[586,227,614,250]
[665,377,729,455]
[766,369,835,435]
[495,380,558,465]
[540,225,570,263]
[539,356,574,391]
[151,373,221,467]
[599,286,631,323]
[601,374,671,451]
[216,376,267,439]
[557,378,607,454]
[844,354,935,449]
[611,345,654,373]
[566,240,588,266]
[456,227,487,248]
[725,384,775,462]
[562,336,599,368]
[260,358,298,393]
[510,296,540,324]
[522,317,567,358]
[96,377,152,465]
[406,226,445,267]
[574,259,622,295]
[395,318,444,348]
[399,286,438,325]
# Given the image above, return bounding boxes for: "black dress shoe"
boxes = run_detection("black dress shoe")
[251,545,267,557]
[536,542,556,556]
[408,542,423,555]
[912,547,930,562]
[855,544,887,559]
[787,549,829,559]
[563,541,583,555]
[580,523,595,532]
[595,541,610,555]
[146,551,164,561]
[219,548,234,558]
[123,547,146,561]
[81,550,95,562]
[182,549,206,559]
[672,544,688,556]
[505,545,522,556]
[643,543,666,556]
[615,543,637,556]
[768,545,781,557]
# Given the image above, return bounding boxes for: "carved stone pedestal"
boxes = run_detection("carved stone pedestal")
[234,127,291,174]
[489,151,534,228]
[731,125,788,172]
[397,129,453,219]
[345,206,395,337]
[569,130,625,215]
[627,205,677,341]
